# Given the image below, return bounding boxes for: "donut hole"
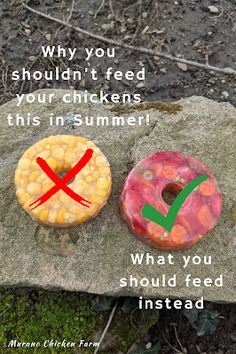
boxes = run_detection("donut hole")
[58,170,75,184]
[162,183,183,206]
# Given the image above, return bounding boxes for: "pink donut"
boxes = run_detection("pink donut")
[120,152,222,250]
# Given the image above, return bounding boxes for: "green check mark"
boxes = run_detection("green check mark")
[142,174,208,232]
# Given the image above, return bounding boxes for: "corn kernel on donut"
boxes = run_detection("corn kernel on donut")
[120,152,222,250]
[15,135,112,227]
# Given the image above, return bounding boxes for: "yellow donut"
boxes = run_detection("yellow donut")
[15,135,112,227]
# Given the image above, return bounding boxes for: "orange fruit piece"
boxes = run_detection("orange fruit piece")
[162,166,177,179]
[199,179,216,196]
[170,224,187,243]
[147,222,165,239]
[198,205,215,229]
[178,214,191,232]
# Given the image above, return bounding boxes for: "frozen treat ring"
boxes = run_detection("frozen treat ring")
[15,135,112,227]
[120,152,222,250]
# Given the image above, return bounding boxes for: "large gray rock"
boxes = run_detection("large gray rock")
[0,90,235,303]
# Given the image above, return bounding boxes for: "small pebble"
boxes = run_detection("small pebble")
[79,80,86,88]
[222,91,229,99]
[29,56,37,62]
[145,342,152,349]
[177,62,188,72]
[136,82,145,89]
[160,68,167,74]
[208,5,219,14]
[101,22,114,31]
[45,33,51,41]
[25,28,31,36]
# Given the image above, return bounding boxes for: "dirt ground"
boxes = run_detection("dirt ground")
[157,304,236,354]
[0,0,235,353]
[0,0,236,105]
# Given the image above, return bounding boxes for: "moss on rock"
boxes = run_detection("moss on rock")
[108,101,183,114]
[0,288,101,354]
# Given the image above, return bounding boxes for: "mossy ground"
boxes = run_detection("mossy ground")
[104,309,137,353]
[0,288,101,354]
[0,289,142,354]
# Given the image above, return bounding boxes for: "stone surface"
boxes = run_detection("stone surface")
[0,90,235,303]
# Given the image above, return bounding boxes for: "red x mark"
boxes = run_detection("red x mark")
[30,148,94,211]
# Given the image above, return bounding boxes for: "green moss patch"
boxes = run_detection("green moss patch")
[0,288,100,354]
[108,102,183,115]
